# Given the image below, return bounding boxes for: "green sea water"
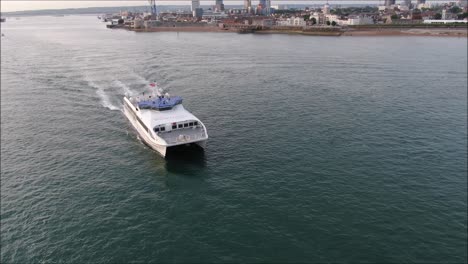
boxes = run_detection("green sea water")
[1,15,467,263]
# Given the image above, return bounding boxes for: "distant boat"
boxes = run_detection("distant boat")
[123,84,208,157]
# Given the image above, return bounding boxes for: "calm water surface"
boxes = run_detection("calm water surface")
[1,16,467,263]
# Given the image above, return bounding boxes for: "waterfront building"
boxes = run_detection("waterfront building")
[417,0,426,4]
[385,0,396,7]
[191,0,200,12]
[202,10,228,19]
[193,8,204,18]
[265,0,271,15]
[244,0,251,10]
[133,18,144,29]
[398,4,410,11]
[442,9,448,20]
[251,17,274,26]
[323,3,330,14]
[325,14,340,23]
[215,0,225,11]
[347,15,374,25]
[310,12,326,24]
[417,2,432,9]
[404,0,412,8]
[276,16,306,26]
[271,4,287,10]
[336,15,374,25]
[423,19,467,23]
[293,17,306,26]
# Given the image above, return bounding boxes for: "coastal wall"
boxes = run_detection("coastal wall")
[343,26,468,37]
[117,21,468,37]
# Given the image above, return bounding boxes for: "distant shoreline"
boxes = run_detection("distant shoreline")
[126,26,468,37]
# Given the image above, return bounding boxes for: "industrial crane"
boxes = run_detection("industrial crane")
[148,0,157,16]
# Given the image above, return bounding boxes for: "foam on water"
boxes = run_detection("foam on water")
[86,77,120,111]
[114,80,136,97]
[130,72,151,85]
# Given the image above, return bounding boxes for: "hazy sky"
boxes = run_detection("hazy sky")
[1,1,152,12]
[1,0,389,12]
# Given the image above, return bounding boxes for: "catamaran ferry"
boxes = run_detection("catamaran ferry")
[123,86,208,157]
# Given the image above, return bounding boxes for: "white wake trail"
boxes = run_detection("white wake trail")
[114,80,137,97]
[130,72,151,85]
[86,77,120,111]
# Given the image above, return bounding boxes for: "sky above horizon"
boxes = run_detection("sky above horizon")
[1,0,391,12]
[2,0,450,12]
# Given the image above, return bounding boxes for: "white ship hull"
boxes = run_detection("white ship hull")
[123,97,207,157]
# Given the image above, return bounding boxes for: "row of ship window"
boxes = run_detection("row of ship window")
[154,121,199,133]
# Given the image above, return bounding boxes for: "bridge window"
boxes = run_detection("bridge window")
[178,124,183,129]
[161,127,165,132]
[189,122,194,126]
[172,124,177,129]
[184,123,188,128]
[154,127,160,132]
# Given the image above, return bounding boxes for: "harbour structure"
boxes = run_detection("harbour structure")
[265,0,271,15]
[255,0,271,15]
[215,0,225,11]
[148,0,157,17]
[244,0,252,12]
[191,0,200,12]
[123,86,208,157]
[323,2,330,14]
[194,8,204,18]
[423,19,468,23]
[417,0,426,4]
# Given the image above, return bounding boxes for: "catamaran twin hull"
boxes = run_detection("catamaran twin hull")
[123,97,208,157]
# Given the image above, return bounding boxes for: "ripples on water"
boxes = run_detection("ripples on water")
[1,15,467,263]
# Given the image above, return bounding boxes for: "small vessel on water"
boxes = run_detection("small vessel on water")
[123,84,208,157]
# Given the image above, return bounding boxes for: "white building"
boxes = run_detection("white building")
[310,12,325,24]
[201,10,228,19]
[398,4,410,11]
[417,3,432,9]
[442,9,448,20]
[276,16,306,26]
[347,16,374,25]
[323,3,330,14]
[271,4,288,10]
[293,17,306,26]
[325,14,340,23]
